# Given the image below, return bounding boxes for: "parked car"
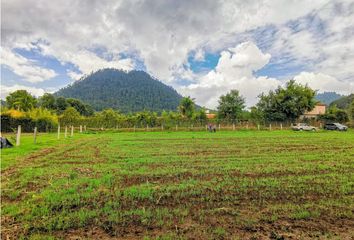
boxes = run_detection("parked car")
[291,123,317,131]
[324,123,348,131]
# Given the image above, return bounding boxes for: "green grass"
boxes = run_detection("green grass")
[1,130,354,239]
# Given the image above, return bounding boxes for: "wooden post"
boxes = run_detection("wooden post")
[80,125,82,133]
[233,124,235,131]
[246,124,249,130]
[269,124,272,131]
[176,125,178,131]
[84,125,87,131]
[57,125,60,139]
[280,123,283,130]
[257,124,260,130]
[71,126,74,137]
[16,125,21,146]
[146,125,149,131]
[33,127,37,144]
[161,124,164,131]
[65,126,68,138]
[218,124,221,131]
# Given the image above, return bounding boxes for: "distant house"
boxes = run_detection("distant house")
[302,103,326,118]
[206,113,216,119]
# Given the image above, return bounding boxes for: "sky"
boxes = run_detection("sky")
[1,0,354,108]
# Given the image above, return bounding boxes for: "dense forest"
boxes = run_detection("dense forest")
[55,69,183,113]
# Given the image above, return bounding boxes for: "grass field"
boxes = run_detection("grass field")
[1,130,354,239]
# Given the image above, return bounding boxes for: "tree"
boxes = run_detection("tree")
[95,109,120,128]
[257,80,316,122]
[59,107,80,126]
[217,90,245,123]
[178,97,195,119]
[193,108,207,124]
[350,100,354,121]
[39,93,56,110]
[66,98,94,116]
[56,97,69,114]
[6,90,37,111]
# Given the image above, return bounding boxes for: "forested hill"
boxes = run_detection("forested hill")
[315,92,342,105]
[55,69,183,112]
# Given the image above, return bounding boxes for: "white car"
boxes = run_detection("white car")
[291,123,317,131]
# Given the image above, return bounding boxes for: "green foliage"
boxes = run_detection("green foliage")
[59,107,81,126]
[319,106,349,123]
[217,90,245,122]
[39,93,56,110]
[193,108,207,124]
[178,96,195,119]
[55,97,69,114]
[66,98,94,116]
[55,69,183,112]
[257,80,316,121]
[6,90,37,111]
[329,93,354,109]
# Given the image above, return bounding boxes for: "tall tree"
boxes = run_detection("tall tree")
[39,93,56,110]
[6,90,37,111]
[178,97,195,119]
[56,97,69,114]
[257,80,316,122]
[217,90,245,123]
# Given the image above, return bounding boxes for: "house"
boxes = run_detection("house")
[206,113,216,119]
[302,103,326,118]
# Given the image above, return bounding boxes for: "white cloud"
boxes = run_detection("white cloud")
[180,42,280,108]
[294,72,354,94]
[1,0,331,82]
[0,84,46,98]
[1,48,57,83]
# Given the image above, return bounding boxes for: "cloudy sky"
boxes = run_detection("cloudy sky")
[1,0,354,108]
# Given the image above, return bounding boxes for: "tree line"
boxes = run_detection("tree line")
[1,80,353,132]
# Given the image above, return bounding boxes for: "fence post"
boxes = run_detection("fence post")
[134,126,136,132]
[57,125,60,139]
[280,123,283,130]
[246,124,249,130]
[176,124,178,131]
[218,124,221,131]
[233,124,235,131]
[33,127,37,144]
[80,125,82,133]
[71,126,74,137]
[269,124,272,131]
[161,124,164,131]
[84,125,87,131]
[65,126,68,138]
[16,125,21,146]
[146,125,149,131]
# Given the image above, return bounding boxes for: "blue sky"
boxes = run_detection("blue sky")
[1,0,354,107]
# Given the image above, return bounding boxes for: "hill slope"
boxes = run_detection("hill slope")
[315,92,342,105]
[55,69,183,112]
[329,93,354,109]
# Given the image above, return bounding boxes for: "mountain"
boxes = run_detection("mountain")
[329,93,354,109]
[315,92,342,105]
[55,69,183,112]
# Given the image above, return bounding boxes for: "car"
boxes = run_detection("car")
[324,123,348,131]
[291,123,317,131]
